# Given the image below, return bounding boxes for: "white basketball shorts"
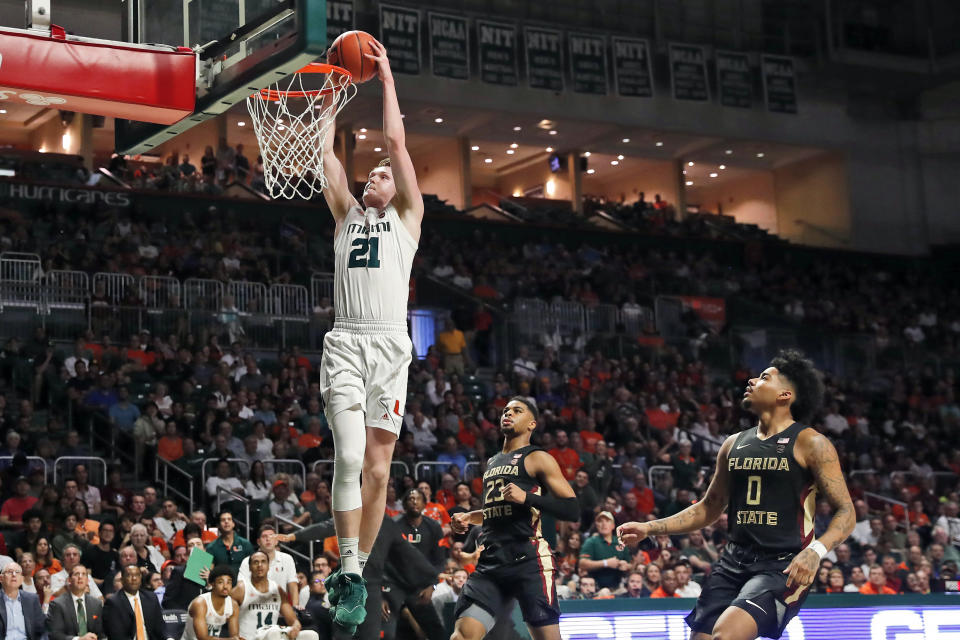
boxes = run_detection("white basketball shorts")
[319,318,412,436]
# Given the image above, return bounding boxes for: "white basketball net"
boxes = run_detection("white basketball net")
[246,66,356,200]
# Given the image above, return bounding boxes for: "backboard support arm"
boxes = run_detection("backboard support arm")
[26,0,51,30]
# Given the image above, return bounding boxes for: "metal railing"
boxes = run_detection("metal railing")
[93,272,135,304]
[275,514,316,571]
[88,411,136,470]
[53,456,107,486]
[647,464,674,488]
[264,459,307,489]
[0,456,49,482]
[311,459,410,484]
[216,487,252,540]
[0,251,41,281]
[415,461,468,482]
[154,456,195,514]
[863,491,909,531]
[310,272,334,309]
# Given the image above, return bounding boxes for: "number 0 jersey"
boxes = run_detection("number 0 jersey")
[333,203,418,324]
[727,421,817,553]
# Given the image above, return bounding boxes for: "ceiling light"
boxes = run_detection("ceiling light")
[756,152,764,158]
[617,155,624,160]
[237,121,246,127]
[719,164,726,170]
[506,149,515,155]
[374,147,382,152]
[357,134,367,140]
[682,170,687,175]
[688,161,694,166]
[709,172,718,178]
[510,143,518,149]
[686,180,694,186]
[401,114,405,118]
[0,109,7,114]
[583,151,591,157]
[484,158,492,164]
[513,126,522,131]
[471,145,480,151]
[610,160,619,166]
[360,128,367,133]
[622,138,630,143]
[545,147,553,152]
[725,149,733,154]
[434,117,443,123]
[548,130,557,135]
[655,141,664,147]
[586,169,595,174]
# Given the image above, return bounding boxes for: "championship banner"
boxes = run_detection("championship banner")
[429,12,469,80]
[679,296,726,331]
[669,43,709,102]
[379,4,421,75]
[326,0,354,43]
[568,32,607,95]
[716,50,752,108]
[476,20,518,86]
[612,36,653,97]
[524,26,563,92]
[762,54,798,113]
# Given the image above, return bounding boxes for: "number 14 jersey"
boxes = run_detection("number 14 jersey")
[238,579,282,640]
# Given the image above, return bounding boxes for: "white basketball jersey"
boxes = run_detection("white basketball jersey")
[238,579,283,640]
[182,592,233,640]
[333,203,418,323]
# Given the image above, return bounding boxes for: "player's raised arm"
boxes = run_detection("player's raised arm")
[320,93,359,227]
[500,450,579,521]
[784,430,855,588]
[618,434,736,545]
[365,40,424,226]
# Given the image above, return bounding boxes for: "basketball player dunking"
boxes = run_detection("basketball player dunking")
[449,398,580,640]
[318,39,423,633]
[618,350,855,640]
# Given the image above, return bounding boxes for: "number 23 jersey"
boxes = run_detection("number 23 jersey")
[334,203,418,323]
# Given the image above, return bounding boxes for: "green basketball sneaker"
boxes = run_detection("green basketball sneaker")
[324,568,343,606]
[333,573,368,629]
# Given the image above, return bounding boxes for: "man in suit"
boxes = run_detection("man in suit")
[47,564,103,640]
[0,561,48,640]
[102,565,165,640]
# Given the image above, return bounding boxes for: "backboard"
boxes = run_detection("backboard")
[115,0,329,154]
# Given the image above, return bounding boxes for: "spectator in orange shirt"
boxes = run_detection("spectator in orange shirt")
[436,317,470,376]
[629,474,657,516]
[157,421,184,462]
[549,430,583,481]
[296,417,324,452]
[579,424,604,453]
[907,500,931,528]
[859,565,897,594]
[171,511,217,548]
[650,568,681,598]
[434,473,457,510]
[417,481,452,534]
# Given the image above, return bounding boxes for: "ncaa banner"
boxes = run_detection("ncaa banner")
[476,20,518,86]
[612,36,653,97]
[326,0,354,44]
[379,4,421,75]
[678,296,726,331]
[669,43,709,102]
[525,26,563,92]
[429,12,469,80]
[716,50,752,108]
[568,32,607,95]
[762,54,798,113]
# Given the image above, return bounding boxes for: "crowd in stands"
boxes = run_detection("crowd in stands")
[1,160,960,638]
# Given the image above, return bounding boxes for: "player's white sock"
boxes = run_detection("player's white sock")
[358,550,369,572]
[339,537,360,575]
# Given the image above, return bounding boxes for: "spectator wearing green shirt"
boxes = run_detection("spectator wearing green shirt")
[579,511,632,589]
[206,510,254,573]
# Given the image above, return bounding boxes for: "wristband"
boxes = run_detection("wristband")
[602,559,608,568]
[808,540,828,559]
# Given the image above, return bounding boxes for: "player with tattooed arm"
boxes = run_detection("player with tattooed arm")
[618,350,855,640]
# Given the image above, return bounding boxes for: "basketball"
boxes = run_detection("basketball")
[328,30,379,84]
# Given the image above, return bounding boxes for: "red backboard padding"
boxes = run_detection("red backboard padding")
[0,26,196,125]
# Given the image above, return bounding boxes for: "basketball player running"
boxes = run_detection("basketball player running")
[183,565,239,640]
[233,551,319,640]
[318,39,423,631]
[449,398,580,640]
[618,350,855,640]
